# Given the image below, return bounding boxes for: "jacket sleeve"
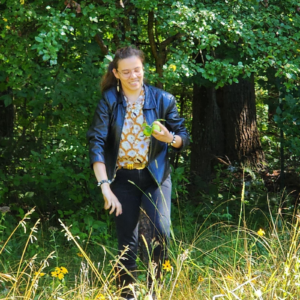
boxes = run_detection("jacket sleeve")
[86,97,110,167]
[165,96,190,152]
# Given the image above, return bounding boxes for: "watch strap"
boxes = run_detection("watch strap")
[97,179,111,187]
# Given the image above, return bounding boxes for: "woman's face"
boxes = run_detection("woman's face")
[113,56,144,94]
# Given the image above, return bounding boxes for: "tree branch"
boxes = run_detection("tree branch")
[148,11,159,61]
[94,33,108,55]
[155,18,160,45]
[160,32,183,50]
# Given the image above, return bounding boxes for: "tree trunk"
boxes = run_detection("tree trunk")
[219,75,264,167]
[0,101,14,138]
[190,75,265,186]
[0,88,14,178]
[0,82,13,138]
[190,85,224,184]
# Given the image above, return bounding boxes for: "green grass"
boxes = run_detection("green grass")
[1,190,300,300]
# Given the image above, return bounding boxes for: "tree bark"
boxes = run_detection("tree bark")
[219,75,264,167]
[190,75,265,186]
[190,85,224,185]
[0,88,14,177]
[0,102,13,138]
[0,89,13,138]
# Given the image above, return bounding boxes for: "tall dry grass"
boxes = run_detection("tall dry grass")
[1,189,300,299]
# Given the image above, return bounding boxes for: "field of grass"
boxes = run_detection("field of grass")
[1,186,300,300]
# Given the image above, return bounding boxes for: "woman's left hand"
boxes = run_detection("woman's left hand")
[151,121,173,143]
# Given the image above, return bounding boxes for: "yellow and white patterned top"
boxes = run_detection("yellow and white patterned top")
[116,88,150,167]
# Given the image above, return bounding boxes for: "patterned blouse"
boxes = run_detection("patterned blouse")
[116,88,151,167]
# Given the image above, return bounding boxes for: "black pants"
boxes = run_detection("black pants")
[110,168,172,270]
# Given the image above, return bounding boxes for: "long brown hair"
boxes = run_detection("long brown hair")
[101,46,145,93]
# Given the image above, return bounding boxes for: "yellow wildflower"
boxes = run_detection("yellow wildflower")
[226,275,233,280]
[198,275,204,282]
[162,260,172,272]
[3,18,7,22]
[34,272,45,277]
[257,229,265,236]
[51,266,68,280]
[60,267,68,274]
[95,294,105,300]
[51,271,58,278]
[169,64,176,72]
[77,252,84,257]
[6,26,10,30]
[20,0,25,4]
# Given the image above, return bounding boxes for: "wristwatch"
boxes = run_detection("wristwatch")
[169,132,176,146]
[97,179,111,187]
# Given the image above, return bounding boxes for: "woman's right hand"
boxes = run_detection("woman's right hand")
[101,184,122,216]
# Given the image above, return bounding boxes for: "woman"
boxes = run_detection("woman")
[87,46,189,299]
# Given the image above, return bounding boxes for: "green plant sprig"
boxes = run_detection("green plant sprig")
[142,119,165,136]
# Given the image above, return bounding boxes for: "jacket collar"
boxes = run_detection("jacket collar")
[116,84,156,109]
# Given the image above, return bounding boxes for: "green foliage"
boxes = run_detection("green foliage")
[1,180,300,299]
[274,93,300,161]
[170,165,189,199]
[2,1,300,298]
[57,204,116,247]
[1,0,300,222]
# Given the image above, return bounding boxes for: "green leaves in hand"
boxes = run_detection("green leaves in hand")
[142,120,162,136]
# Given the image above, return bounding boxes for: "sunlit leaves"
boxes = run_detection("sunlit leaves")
[1,0,300,208]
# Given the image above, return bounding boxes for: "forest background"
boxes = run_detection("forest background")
[1,0,300,299]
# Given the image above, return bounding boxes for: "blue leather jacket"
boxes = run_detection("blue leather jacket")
[86,84,189,185]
